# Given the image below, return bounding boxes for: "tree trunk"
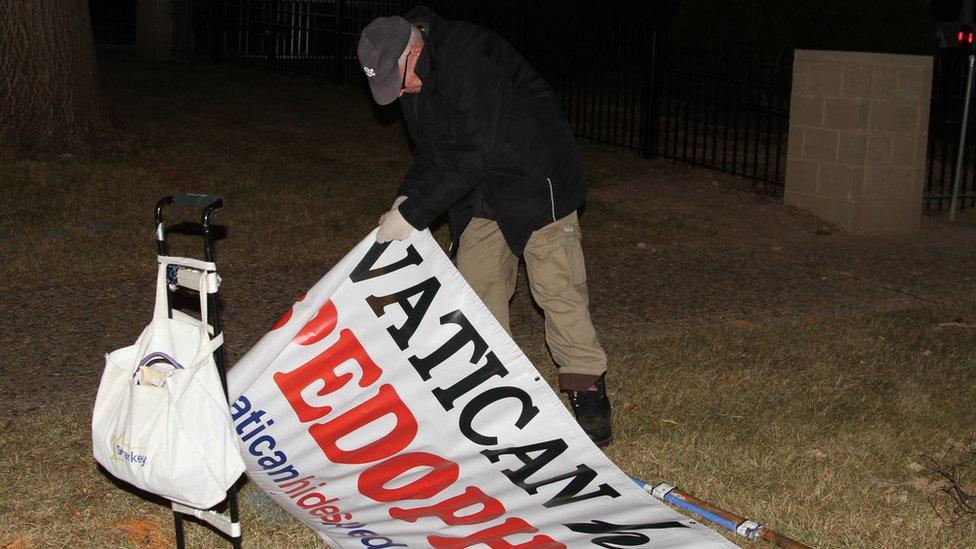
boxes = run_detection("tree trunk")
[0,1,111,153]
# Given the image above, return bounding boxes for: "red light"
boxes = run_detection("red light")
[960,25,974,45]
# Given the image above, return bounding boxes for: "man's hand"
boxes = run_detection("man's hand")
[378,195,408,226]
[376,196,413,243]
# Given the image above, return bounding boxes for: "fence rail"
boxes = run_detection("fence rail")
[654,42,792,189]
[172,1,964,209]
[169,0,792,193]
[927,51,976,211]
[543,24,656,154]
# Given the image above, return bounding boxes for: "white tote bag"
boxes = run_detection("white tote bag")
[92,261,245,509]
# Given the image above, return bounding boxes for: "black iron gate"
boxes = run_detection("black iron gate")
[926,50,976,211]
[654,40,792,190]
[173,1,965,208]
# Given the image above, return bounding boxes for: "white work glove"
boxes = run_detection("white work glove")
[377,195,408,225]
[376,196,413,243]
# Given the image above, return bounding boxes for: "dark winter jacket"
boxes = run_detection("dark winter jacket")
[396,6,586,255]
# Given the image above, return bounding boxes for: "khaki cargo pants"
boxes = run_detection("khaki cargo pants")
[456,212,607,391]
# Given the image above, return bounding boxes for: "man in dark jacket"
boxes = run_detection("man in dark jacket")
[357,6,612,446]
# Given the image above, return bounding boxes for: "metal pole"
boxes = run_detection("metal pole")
[201,205,242,549]
[631,477,811,549]
[639,26,660,159]
[950,54,975,221]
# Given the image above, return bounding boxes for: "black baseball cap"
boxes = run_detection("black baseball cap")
[357,16,412,105]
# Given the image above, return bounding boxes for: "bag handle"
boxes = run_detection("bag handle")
[187,262,223,370]
[139,351,184,369]
[190,333,224,370]
[153,261,171,323]
[133,264,175,373]
[133,262,222,375]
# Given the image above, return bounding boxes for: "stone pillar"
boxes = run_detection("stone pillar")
[137,0,172,62]
[784,50,933,233]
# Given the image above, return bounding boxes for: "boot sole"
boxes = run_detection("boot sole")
[591,433,613,448]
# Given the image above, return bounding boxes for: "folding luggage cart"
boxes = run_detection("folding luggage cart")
[154,193,242,548]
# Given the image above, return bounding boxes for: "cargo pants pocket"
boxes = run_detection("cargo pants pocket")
[524,212,587,292]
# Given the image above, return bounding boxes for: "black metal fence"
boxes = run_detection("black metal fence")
[170,0,525,80]
[170,1,790,191]
[926,50,976,211]
[171,0,391,79]
[167,1,829,196]
[527,22,793,191]
[653,41,792,190]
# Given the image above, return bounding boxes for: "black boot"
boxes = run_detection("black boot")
[568,375,612,447]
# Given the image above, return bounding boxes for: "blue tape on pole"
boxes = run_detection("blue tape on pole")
[663,493,739,533]
[630,476,739,534]
[628,475,650,490]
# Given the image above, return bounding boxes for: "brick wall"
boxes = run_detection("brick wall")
[784,50,933,233]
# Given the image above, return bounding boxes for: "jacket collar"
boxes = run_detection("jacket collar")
[405,6,445,93]
[415,28,432,83]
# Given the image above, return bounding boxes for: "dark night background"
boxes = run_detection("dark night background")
[89,0,941,55]
[3,2,974,546]
[90,0,136,45]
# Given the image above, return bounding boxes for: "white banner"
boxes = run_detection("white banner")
[229,230,735,548]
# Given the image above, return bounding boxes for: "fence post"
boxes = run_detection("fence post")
[639,27,661,159]
[207,0,217,63]
[334,0,344,82]
[950,53,975,220]
[269,0,280,72]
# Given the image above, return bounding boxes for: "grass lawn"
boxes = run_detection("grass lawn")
[2,307,974,547]
[1,53,974,548]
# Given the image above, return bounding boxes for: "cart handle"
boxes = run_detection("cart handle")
[166,193,223,211]
[154,194,224,260]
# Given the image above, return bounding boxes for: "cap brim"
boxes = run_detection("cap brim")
[368,65,402,106]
